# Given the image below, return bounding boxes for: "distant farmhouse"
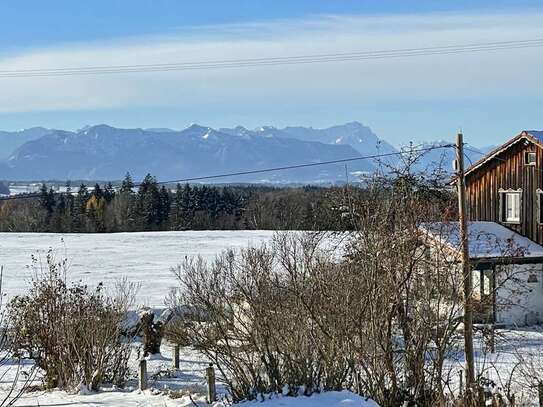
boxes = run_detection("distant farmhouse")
[423,131,543,326]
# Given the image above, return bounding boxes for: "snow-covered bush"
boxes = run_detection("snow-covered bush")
[8,252,135,392]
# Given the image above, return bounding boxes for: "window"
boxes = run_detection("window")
[499,189,521,223]
[505,192,520,222]
[525,151,537,166]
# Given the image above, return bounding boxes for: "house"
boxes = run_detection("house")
[420,221,543,326]
[464,130,543,244]
[422,130,543,326]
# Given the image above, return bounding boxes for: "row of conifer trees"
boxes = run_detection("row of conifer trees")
[0,173,356,232]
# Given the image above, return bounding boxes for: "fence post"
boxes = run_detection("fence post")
[139,359,148,391]
[538,382,543,407]
[459,369,464,397]
[206,363,216,403]
[174,344,180,369]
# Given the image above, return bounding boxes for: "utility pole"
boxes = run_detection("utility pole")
[456,132,475,390]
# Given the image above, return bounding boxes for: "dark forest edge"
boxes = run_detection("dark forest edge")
[0,173,363,233]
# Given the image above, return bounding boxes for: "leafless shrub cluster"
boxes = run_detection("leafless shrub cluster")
[8,252,136,392]
[167,165,473,406]
[165,151,540,406]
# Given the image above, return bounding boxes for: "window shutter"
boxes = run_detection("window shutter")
[519,190,523,223]
[499,191,504,222]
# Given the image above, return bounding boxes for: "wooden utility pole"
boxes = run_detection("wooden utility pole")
[456,132,476,389]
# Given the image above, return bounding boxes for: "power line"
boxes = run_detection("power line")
[153,145,451,185]
[1,38,543,78]
[0,144,454,201]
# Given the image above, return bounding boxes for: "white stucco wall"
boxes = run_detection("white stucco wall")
[495,263,543,326]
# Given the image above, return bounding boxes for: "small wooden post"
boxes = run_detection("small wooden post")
[538,382,543,407]
[458,369,464,397]
[206,363,216,403]
[174,344,180,369]
[139,359,148,391]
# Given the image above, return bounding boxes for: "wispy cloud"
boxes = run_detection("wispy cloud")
[1,11,543,115]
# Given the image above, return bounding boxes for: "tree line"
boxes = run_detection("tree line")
[0,173,358,232]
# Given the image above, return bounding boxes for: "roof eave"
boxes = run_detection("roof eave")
[461,131,543,181]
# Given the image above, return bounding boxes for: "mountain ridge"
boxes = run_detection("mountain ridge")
[0,122,482,182]
[4,123,369,182]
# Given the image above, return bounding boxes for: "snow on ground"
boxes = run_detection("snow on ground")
[440,326,543,405]
[5,341,217,406]
[0,341,381,407]
[0,231,274,307]
[4,328,543,406]
[234,391,379,407]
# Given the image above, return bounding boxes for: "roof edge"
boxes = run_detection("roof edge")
[463,131,542,179]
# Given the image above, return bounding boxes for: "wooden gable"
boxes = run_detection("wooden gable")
[464,131,543,245]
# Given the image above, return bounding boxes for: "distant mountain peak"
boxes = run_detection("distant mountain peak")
[233,125,249,132]
[185,123,207,130]
[184,123,213,134]
[342,121,365,129]
[82,124,118,134]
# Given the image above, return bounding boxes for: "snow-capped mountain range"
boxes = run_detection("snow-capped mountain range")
[0,122,486,182]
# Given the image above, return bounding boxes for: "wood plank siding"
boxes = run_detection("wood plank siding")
[465,135,543,244]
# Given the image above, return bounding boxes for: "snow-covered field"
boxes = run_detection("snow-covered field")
[0,231,279,405]
[0,231,274,307]
[1,231,543,405]
[0,231,382,406]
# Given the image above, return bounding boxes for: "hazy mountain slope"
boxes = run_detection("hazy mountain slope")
[0,127,51,161]
[6,124,368,182]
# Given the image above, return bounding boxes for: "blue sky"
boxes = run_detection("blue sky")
[1,1,543,147]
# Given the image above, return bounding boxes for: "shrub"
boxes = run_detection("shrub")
[9,252,135,392]
[170,233,353,402]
